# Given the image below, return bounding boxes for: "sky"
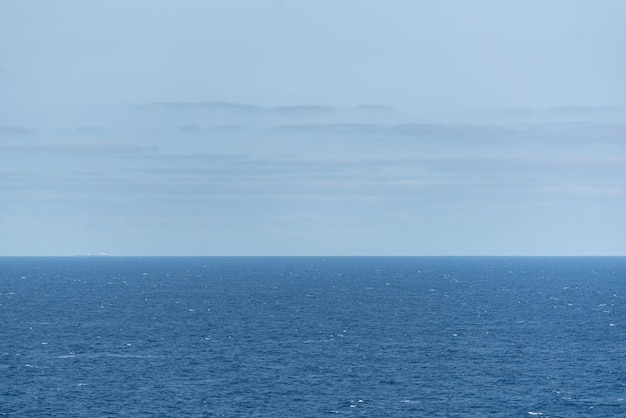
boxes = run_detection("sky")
[1,0,625,256]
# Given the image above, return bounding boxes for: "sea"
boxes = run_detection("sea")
[1,256,625,417]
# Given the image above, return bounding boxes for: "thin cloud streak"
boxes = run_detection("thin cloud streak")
[0,142,155,154]
[0,125,36,136]
[271,122,514,140]
[141,101,398,116]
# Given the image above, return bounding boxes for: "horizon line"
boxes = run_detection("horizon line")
[1,255,625,258]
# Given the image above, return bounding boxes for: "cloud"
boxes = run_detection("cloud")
[112,155,626,199]
[129,153,246,164]
[551,122,626,142]
[76,125,105,134]
[536,185,625,198]
[0,125,36,136]
[546,105,624,116]
[490,106,626,122]
[273,105,335,114]
[0,170,42,181]
[178,124,245,133]
[140,101,398,117]
[146,101,262,113]
[0,171,53,194]
[389,123,511,140]
[72,170,107,177]
[271,122,512,141]
[271,123,385,135]
[353,104,396,112]
[0,141,154,154]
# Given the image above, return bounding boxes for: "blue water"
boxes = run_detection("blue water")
[1,257,625,417]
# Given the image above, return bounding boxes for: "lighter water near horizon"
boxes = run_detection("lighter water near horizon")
[1,256,625,417]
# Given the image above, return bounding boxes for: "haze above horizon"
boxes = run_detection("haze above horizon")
[1,0,625,256]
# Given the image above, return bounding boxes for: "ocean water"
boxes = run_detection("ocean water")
[1,256,625,417]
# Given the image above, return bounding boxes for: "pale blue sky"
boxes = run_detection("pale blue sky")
[1,0,625,255]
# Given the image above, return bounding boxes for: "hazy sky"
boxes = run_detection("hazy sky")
[1,0,625,256]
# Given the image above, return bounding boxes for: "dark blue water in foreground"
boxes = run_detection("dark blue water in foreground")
[2,257,626,417]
